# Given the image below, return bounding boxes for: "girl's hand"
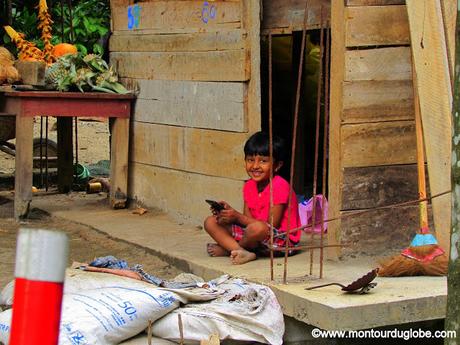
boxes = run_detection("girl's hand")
[215,201,239,225]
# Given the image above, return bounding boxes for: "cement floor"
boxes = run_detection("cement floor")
[30,192,447,332]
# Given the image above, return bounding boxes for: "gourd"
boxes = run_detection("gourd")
[0,46,20,84]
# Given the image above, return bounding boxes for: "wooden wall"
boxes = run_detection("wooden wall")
[329,0,424,256]
[110,0,261,224]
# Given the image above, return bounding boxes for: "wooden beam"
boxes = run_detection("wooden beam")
[345,47,412,81]
[261,0,331,31]
[110,51,249,82]
[345,5,410,47]
[129,162,244,225]
[342,165,419,210]
[14,114,34,219]
[131,122,248,180]
[341,121,416,168]
[347,0,405,5]
[110,117,130,209]
[328,0,346,259]
[129,79,246,132]
[110,30,247,52]
[440,0,457,81]
[243,0,261,133]
[111,1,241,32]
[57,117,73,194]
[343,80,414,123]
[406,0,452,251]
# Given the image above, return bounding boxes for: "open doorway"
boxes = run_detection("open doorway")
[260,29,330,199]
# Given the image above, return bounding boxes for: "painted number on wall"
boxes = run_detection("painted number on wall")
[201,1,217,24]
[127,4,141,30]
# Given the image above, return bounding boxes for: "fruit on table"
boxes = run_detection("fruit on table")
[52,43,78,58]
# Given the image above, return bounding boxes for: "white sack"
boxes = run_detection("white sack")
[152,278,285,345]
[0,308,12,345]
[0,271,224,345]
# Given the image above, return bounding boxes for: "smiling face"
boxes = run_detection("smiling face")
[245,154,283,188]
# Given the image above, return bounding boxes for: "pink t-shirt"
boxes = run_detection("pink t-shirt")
[243,175,301,243]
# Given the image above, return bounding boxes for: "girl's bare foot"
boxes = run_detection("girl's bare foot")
[230,249,256,264]
[207,243,230,257]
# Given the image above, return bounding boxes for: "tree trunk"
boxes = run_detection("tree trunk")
[446,2,460,344]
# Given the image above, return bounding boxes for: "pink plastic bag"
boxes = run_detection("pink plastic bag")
[298,194,328,233]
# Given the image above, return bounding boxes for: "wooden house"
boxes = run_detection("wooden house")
[109,0,455,258]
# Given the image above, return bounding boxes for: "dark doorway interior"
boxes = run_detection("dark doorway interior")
[261,30,330,199]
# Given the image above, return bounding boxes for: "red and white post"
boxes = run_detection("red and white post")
[9,228,69,345]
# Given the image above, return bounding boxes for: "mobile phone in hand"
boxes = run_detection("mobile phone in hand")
[205,199,225,212]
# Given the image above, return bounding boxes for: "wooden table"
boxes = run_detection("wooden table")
[0,91,135,219]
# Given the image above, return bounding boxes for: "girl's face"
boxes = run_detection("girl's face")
[244,154,283,184]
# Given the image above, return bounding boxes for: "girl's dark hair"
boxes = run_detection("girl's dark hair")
[244,131,286,162]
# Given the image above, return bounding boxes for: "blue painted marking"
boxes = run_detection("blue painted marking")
[201,1,217,24]
[127,4,141,30]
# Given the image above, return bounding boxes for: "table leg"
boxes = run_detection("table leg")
[14,115,34,220]
[110,117,130,209]
[57,117,73,193]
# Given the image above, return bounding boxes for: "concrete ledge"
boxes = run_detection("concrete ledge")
[32,194,447,331]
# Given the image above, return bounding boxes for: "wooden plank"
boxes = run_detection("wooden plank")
[261,0,331,31]
[129,162,244,225]
[14,114,34,219]
[345,5,410,47]
[342,121,416,167]
[111,1,241,32]
[243,0,260,133]
[441,0,456,81]
[110,51,249,81]
[110,117,130,209]
[131,122,249,180]
[57,117,73,194]
[127,79,246,132]
[341,205,433,256]
[110,30,246,52]
[345,47,412,81]
[342,80,414,123]
[328,0,346,259]
[406,0,452,252]
[342,164,420,210]
[347,0,405,5]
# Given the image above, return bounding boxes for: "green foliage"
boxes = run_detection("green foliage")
[2,0,110,56]
[45,53,129,94]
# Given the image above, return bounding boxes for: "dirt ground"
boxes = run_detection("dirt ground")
[0,118,183,293]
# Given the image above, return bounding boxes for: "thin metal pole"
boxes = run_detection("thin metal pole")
[310,6,325,275]
[6,0,12,25]
[74,117,78,166]
[268,32,274,282]
[284,0,309,284]
[45,117,49,191]
[320,21,331,279]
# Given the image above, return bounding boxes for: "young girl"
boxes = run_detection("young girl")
[204,131,301,264]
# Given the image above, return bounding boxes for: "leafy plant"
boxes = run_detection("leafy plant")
[1,0,110,57]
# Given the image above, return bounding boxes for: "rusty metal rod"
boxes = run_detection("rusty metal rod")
[284,0,309,284]
[40,116,44,188]
[309,6,325,276]
[268,32,275,282]
[320,20,331,279]
[281,190,451,235]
